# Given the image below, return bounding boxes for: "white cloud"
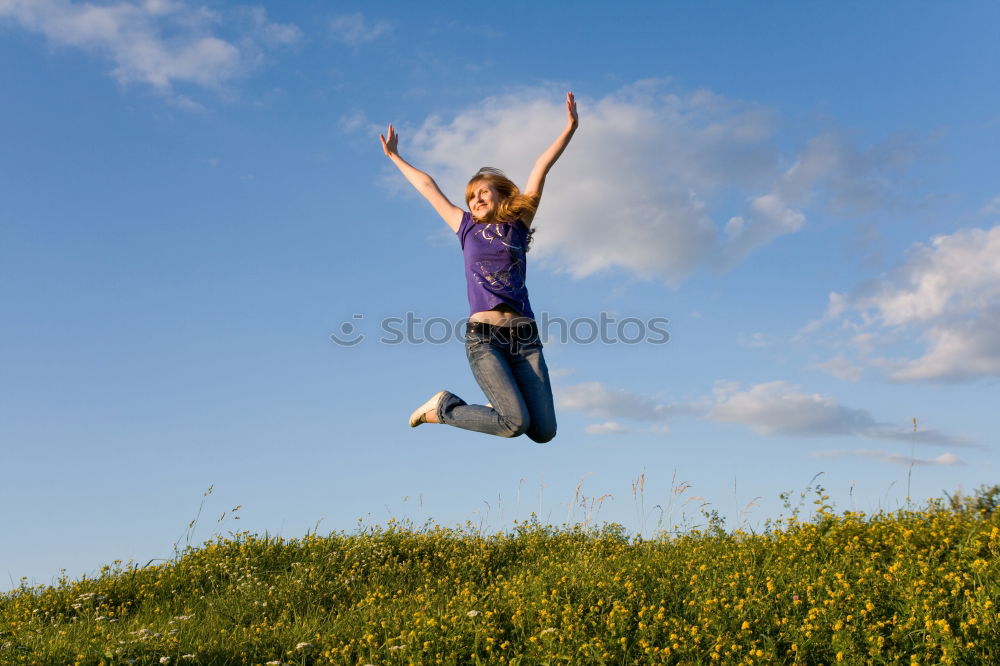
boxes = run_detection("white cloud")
[816,449,966,467]
[338,110,382,137]
[814,355,864,382]
[242,6,299,48]
[555,381,675,422]
[557,377,966,445]
[857,227,1000,327]
[558,383,679,436]
[737,331,770,349]
[708,380,966,445]
[0,0,299,101]
[809,225,1000,382]
[328,12,390,45]
[888,312,1000,382]
[982,194,1000,216]
[408,81,916,284]
[772,131,916,214]
[584,421,629,435]
[709,380,877,436]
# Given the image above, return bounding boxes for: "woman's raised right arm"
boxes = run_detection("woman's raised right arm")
[380,124,464,232]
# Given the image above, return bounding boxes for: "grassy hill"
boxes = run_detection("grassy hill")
[2,491,998,665]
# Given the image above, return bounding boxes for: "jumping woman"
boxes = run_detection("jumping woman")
[379,92,578,443]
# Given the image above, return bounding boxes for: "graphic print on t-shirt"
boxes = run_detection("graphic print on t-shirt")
[476,224,523,290]
[458,212,535,319]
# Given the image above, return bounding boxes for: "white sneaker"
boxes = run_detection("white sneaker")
[409,391,447,427]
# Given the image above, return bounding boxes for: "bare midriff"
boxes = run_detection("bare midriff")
[469,304,534,327]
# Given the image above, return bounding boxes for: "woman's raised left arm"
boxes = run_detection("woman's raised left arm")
[522,92,578,225]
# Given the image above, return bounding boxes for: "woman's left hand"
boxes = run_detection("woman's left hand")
[565,92,578,129]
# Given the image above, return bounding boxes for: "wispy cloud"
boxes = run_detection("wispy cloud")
[558,377,966,445]
[584,421,629,435]
[555,381,676,422]
[581,421,671,436]
[814,355,864,382]
[707,380,967,445]
[806,224,1000,382]
[982,194,1000,216]
[242,6,300,49]
[765,130,916,215]
[338,110,382,137]
[328,11,390,46]
[815,449,966,467]
[0,0,300,105]
[408,80,917,284]
[737,332,770,349]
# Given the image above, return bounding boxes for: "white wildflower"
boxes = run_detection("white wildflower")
[159,658,171,664]
[540,627,557,635]
[466,610,480,617]
[295,642,312,650]
[181,657,196,661]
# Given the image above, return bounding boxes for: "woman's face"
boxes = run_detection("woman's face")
[468,180,499,219]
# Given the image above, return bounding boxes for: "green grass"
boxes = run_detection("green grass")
[3,491,999,665]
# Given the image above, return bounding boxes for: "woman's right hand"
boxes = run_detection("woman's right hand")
[379,123,399,158]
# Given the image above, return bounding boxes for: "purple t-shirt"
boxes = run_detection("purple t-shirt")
[456,211,535,320]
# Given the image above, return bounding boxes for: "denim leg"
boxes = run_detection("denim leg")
[509,343,557,443]
[437,341,529,437]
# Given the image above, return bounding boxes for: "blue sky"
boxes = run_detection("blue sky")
[3,0,999,589]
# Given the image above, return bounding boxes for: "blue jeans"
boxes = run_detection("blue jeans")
[437,321,557,443]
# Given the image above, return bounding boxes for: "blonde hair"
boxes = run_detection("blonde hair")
[465,167,539,225]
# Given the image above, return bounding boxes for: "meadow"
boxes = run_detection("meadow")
[2,486,998,665]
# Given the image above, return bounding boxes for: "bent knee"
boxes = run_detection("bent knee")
[528,424,557,444]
